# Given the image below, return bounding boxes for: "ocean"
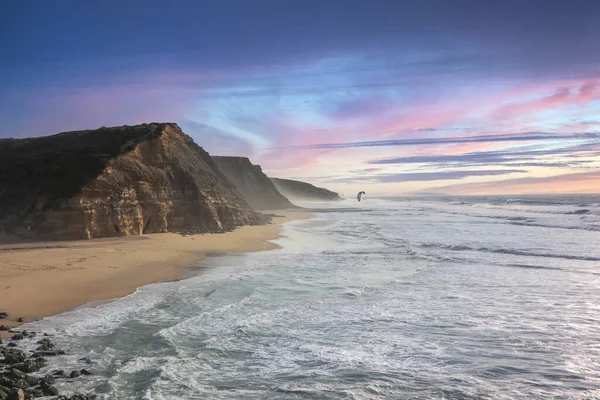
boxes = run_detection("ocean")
[25,195,600,399]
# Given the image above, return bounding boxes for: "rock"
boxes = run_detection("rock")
[15,319,22,324]
[8,369,36,386]
[39,375,55,386]
[0,379,12,389]
[270,177,342,201]
[69,370,81,379]
[79,369,92,376]
[6,343,16,348]
[0,386,8,400]
[51,370,64,377]
[40,350,65,356]
[8,380,28,390]
[4,351,26,364]
[57,394,97,400]
[39,381,58,396]
[6,388,24,400]
[0,326,9,331]
[24,388,43,398]
[212,156,296,211]
[10,335,23,341]
[35,339,54,351]
[0,123,266,240]
[0,313,8,320]
[12,359,45,373]
[78,357,91,364]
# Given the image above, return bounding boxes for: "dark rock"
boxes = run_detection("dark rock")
[9,380,28,390]
[26,333,35,338]
[38,375,55,386]
[12,359,45,373]
[7,369,36,386]
[0,326,9,331]
[78,357,91,364]
[6,343,16,348]
[0,379,12,389]
[4,351,26,364]
[0,313,7,320]
[6,388,24,400]
[15,319,22,324]
[79,369,92,376]
[0,385,8,400]
[39,381,58,397]
[69,370,81,379]
[57,394,97,400]
[51,370,64,377]
[10,335,23,341]
[24,388,43,398]
[34,339,54,352]
[40,350,65,356]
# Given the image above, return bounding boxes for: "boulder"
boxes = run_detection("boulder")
[6,388,24,400]
[39,381,58,396]
[69,370,81,379]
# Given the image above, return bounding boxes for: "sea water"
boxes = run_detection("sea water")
[24,195,600,399]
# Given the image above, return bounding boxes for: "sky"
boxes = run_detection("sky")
[1,0,600,196]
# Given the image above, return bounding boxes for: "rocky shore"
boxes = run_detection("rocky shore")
[1,314,93,400]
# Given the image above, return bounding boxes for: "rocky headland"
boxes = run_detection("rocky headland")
[0,123,267,241]
[270,177,343,202]
[212,156,296,211]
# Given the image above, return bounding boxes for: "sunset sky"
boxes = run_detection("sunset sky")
[1,0,599,196]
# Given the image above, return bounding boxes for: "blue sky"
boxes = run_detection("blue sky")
[1,0,599,194]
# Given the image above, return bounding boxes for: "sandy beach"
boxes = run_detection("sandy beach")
[0,210,310,333]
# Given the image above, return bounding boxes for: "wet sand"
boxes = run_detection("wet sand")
[0,210,310,334]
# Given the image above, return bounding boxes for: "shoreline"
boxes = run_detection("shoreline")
[0,210,311,336]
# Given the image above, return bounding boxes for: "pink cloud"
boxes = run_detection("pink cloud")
[424,170,600,195]
[494,81,600,120]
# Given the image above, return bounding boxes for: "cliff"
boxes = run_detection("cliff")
[271,178,343,201]
[212,157,296,210]
[0,123,268,240]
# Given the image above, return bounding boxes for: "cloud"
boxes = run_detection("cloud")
[367,143,600,167]
[287,132,600,150]
[330,169,526,183]
[494,81,600,119]
[421,170,600,195]
[179,120,253,156]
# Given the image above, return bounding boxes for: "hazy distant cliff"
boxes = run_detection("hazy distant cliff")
[271,178,342,201]
[0,123,267,240]
[212,156,296,210]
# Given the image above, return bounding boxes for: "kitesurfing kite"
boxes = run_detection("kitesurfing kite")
[357,191,366,202]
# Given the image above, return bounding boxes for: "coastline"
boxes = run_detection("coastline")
[0,210,311,335]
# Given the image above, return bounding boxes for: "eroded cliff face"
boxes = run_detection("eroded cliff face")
[270,178,343,202]
[212,157,296,211]
[0,123,267,240]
